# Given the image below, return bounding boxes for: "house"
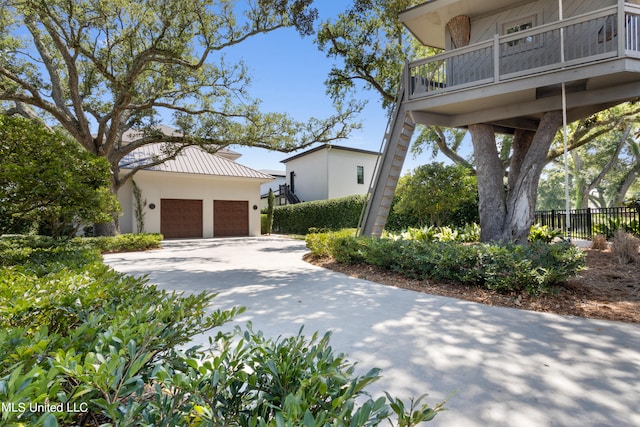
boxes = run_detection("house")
[360,0,640,236]
[279,144,380,203]
[117,141,273,239]
[259,169,286,209]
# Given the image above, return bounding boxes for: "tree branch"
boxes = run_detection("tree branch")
[23,17,69,117]
[433,126,475,172]
[37,14,92,144]
[117,142,204,184]
[584,124,631,204]
[547,106,640,161]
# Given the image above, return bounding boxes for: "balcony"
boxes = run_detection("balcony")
[404,3,640,130]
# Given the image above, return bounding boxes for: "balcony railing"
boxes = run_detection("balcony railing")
[407,3,640,100]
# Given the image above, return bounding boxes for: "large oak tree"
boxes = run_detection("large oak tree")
[539,111,640,210]
[0,0,357,235]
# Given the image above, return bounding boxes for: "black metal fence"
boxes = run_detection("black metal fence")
[534,207,640,240]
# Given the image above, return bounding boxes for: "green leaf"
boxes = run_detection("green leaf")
[40,413,58,427]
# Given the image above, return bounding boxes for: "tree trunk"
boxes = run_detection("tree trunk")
[94,221,119,237]
[446,16,471,48]
[94,175,121,236]
[570,151,587,209]
[502,112,563,243]
[615,163,640,205]
[469,113,562,243]
[469,123,506,242]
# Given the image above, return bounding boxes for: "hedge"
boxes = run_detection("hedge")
[273,195,366,234]
[306,231,586,295]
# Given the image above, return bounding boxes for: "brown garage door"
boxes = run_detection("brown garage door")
[214,200,249,237]
[160,199,203,238]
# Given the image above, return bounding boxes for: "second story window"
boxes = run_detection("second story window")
[503,16,536,47]
[357,166,364,184]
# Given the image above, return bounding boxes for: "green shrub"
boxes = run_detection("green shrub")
[385,172,480,233]
[156,326,444,426]
[73,233,163,253]
[0,234,59,251]
[0,115,121,238]
[529,224,563,243]
[331,235,370,264]
[359,237,405,270]
[0,234,162,263]
[0,245,101,274]
[308,231,586,295]
[1,236,445,426]
[390,163,478,229]
[306,228,358,258]
[625,219,640,236]
[384,224,480,243]
[592,217,640,239]
[273,195,365,235]
[266,188,276,235]
[0,241,238,425]
[386,226,438,242]
[456,223,481,243]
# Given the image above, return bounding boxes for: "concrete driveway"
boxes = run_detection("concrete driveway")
[103,236,640,427]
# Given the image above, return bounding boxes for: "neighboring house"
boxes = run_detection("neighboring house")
[280,144,380,203]
[118,143,273,238]
[361,0,640,236]
[259,169,286,208]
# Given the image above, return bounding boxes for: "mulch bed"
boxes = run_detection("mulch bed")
[303,248,640,324]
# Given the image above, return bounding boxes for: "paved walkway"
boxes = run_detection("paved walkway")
[103,237,640,427]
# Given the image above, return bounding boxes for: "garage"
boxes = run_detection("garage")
[160,199,203,238]
[214,200,249,237]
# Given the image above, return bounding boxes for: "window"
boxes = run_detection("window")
[357,166,364,184]
[503,15,537,47]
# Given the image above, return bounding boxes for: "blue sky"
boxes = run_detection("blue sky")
[221,2,428,175]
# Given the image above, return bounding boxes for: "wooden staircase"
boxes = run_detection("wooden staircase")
[359,86,415,237]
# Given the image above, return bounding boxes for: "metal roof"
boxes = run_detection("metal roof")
[259,169,286,177]
[119,144,273,181]
[120,125,242,161]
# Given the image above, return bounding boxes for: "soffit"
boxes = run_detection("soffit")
[400,0,523,48]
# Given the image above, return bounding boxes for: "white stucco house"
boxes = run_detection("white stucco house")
[280,144,380,203]
[259,169,286,208]
[117,141,273,239]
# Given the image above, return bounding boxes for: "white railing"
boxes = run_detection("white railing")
[625,4,640,52]
[407,3,640,100]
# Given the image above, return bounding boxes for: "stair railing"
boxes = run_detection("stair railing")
[356,65,409,237]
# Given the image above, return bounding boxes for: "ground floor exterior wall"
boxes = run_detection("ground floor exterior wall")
[117,170,264,238]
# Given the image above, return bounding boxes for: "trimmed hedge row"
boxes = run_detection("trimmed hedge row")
[273,195,366,235]
[306,232,586,295]
[0,232,162,253]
